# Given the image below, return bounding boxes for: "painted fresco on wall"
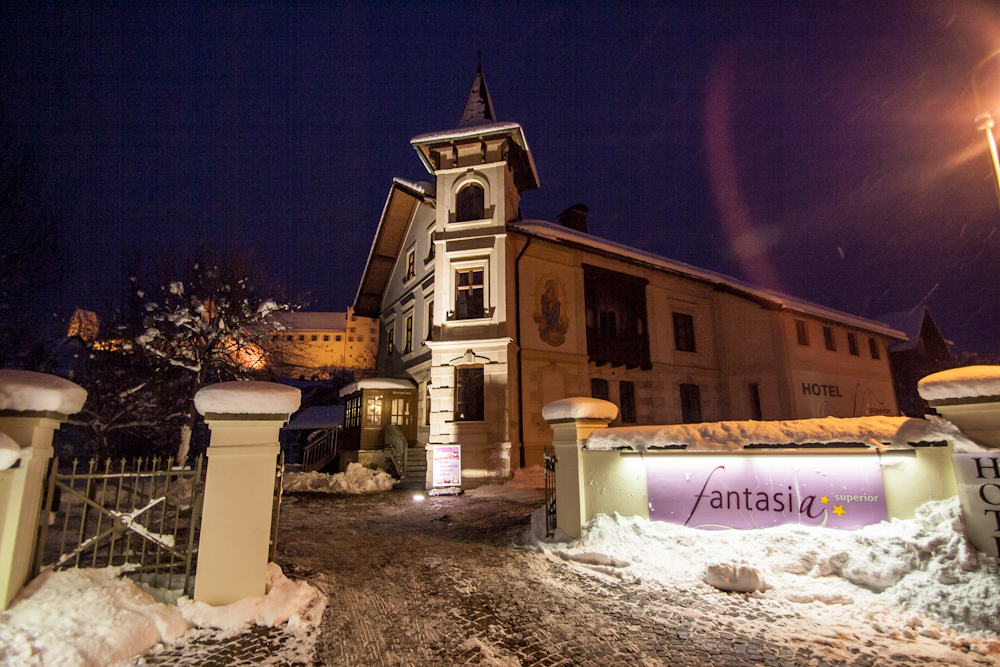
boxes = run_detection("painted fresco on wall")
[791,370,896,418]
[534,279,570,347]
[646,455,888,530]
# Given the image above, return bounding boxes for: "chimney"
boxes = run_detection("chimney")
[557,204,589,233]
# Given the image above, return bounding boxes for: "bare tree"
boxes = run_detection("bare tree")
[133,253,293,463]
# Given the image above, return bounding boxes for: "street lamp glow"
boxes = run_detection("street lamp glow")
[972,48,1000,212]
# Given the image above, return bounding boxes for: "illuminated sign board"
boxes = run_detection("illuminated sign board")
[646,455,888,530]
[432,445,461,488]
[791,370,895,418]
[952,453,1000,557]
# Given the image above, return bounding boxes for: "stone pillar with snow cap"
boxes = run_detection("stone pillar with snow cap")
[193,381,300,606]
[0,370,87,609]
[918,365,1000,556]
[543,397,617,538]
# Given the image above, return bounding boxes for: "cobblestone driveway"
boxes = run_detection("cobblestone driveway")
[274,490,995,667]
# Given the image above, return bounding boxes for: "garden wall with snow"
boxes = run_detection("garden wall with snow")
[543,395,999,559]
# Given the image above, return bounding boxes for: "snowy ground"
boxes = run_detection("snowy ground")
[281,467,998,666]
[0,562,325,667]
[2,465,998,666]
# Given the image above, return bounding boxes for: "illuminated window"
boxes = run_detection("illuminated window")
[405,249,415,281]
[847,332,860,356]
[455,268,485,319]
[456,183,485,222]
[426,228,436,262]
[749,383,762,420]
[345,396,361,428]
[823,326,835,352]
[455,365,484,421]
[795,320,809,346]
[869,336,880,360]
[680,384,701,424]
[403,315,413,354]
[390,398,411,426]
[323,334,330,342]
[619,381,636,423]
[673,313,696,352]
[591,378,609,401]
[366,396,383,426]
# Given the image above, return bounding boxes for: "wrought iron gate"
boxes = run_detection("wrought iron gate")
[543,444,557,537]
[33,456,206,595]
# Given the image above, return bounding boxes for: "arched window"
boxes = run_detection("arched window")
[455,183,485,222]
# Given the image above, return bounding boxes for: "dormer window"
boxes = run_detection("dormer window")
[456,183,485,222]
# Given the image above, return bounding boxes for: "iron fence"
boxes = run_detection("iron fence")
[33,456,205,596]
[543,444,557,537]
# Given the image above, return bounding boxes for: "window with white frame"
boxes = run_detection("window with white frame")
[454,266,485,320]
[403,314,413,354]
[455,183,485,222]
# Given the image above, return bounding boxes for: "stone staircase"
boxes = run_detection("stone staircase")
[394,448,427,491]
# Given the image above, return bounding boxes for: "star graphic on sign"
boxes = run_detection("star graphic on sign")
[820,496,829,504]
[833,505,845,517]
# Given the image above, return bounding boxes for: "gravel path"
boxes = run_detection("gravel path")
[272,489,997,667]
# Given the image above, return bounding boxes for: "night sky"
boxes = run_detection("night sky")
[4,2,1000,354]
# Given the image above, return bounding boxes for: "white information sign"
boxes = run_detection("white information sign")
[952,452,1000,557]
[432,445,461,488]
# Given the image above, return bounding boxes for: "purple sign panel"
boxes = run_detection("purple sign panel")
[646,455,888,530]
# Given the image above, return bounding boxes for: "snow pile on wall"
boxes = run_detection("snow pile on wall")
[283,463,395,494]
[0,370,87,415]
[0,564,325,667]
[533,497,998,635]
[918,365,1000,401]
[541,397,618,422]
[193,381,301,415]
[585,415,981,452]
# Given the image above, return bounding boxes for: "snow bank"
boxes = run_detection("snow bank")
[0,567,188,667]
[533,497,999,634]
[0,432,19,470]
[283,463,395,494]
[0,564,326,667]
[0,370,87,415]
[918,365,1000,401]
[585,415,975,452]
[177,563,326,630]
[194,381,301,415]
[541,397,618,422]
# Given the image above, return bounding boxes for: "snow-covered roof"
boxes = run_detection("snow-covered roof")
[275,312,347,331]
[283,405,345,430]
[879,306,951,352]
[510,219,907,340]
[456,65,497,128]
[917,365,1000,403]
[0,370,88,415]
[584,416,976,452]
[194,381,302,416]
[338,378,416,398]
